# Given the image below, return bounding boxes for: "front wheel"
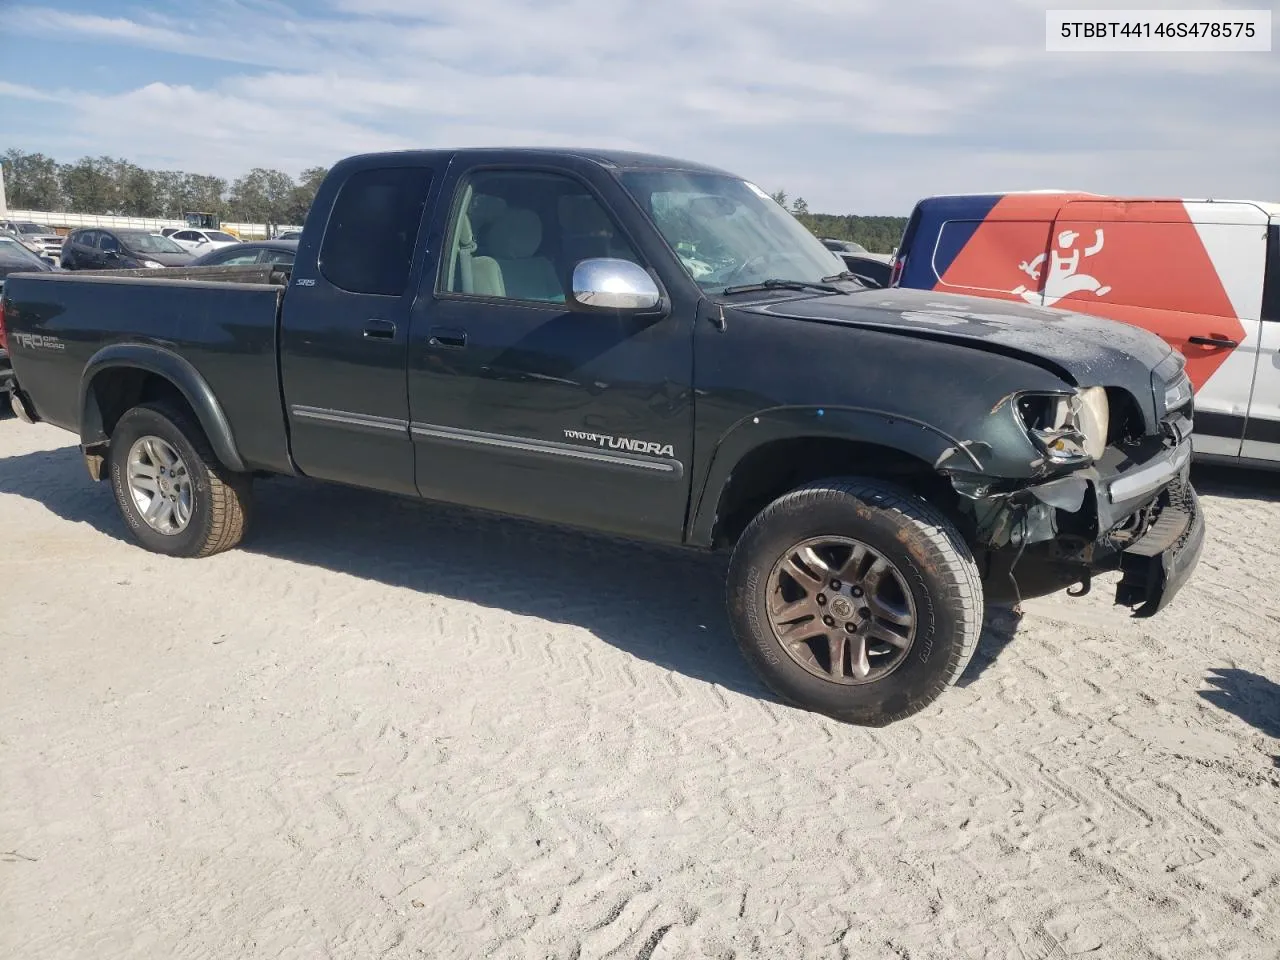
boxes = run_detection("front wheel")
[108,402,252,558]
[726,477,984,726]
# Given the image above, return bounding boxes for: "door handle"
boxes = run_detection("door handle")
[1188,335,1238,348]
[363,318,397,340]
[428,327,468,349]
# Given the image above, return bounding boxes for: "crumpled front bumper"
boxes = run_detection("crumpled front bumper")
[1111,474,1205,617]
[1061,433,1204,617]
[972,431,1205,616]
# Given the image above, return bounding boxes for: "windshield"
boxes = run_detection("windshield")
[18,222,53,235]
[119,231,186,254]
[618,170,847,293]
[208,231,238,243]
[0,236,52,271]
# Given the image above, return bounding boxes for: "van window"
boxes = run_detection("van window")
[1263,224,1280,323]
[319,166,433,296]
[933,219,1053,300]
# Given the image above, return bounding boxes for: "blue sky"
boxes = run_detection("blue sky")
[1,0,1276,214]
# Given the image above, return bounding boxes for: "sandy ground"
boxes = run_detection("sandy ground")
[1,418,1278,960]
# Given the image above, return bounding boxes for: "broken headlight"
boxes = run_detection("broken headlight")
[1017,386,1110,464]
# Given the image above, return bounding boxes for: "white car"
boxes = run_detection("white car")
[164,228,241,253]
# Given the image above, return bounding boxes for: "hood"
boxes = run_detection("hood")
[742,286,1172,387]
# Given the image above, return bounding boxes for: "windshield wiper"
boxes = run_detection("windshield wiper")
[822,270,866,284]
[721,278,840,295]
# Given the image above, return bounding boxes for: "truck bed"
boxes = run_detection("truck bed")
[2,268,292,473]
[69,263,291,286]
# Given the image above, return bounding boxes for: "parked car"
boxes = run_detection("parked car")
[0,234,60,403]
[890,192,1280,468]
[1,147,1203,726]
[836,251,893,288]
[164,228,241,254]
[188,239,298,267]
[60,228,194,270]
[822,238,868,255]
[1,219,63,263]
[276,230,303,240]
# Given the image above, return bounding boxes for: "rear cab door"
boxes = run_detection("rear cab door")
[1242,214,1280,463]
[279,154,445,496]
[1049,199,1269,459]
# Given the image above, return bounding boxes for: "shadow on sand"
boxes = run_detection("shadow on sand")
[1200,667,1280,744]
[2,441,1027,708]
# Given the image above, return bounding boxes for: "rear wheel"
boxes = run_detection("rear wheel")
[726,477,983,725]
[108,402,252,558]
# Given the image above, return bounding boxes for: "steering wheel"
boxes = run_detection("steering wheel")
[720,253,769,286]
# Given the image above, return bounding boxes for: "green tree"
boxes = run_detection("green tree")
[791,197,809,216]
[769,188,787,207]
[1,149,63,209]
[285,166,328,224]
[59,156,119,214]
[229,167,297,224]
[111,159,161,217]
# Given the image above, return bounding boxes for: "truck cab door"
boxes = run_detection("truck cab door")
[1049,199,1269,460]
[279,161,441,496]
[405,160,695,544]
[1242,221,1280,463]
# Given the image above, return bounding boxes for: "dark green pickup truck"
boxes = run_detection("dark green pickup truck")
[0,147,1204,725]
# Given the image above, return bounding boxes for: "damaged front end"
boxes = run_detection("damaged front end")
[942,369,1204,618]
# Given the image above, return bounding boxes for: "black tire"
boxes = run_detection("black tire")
[108,401,252,558]
[726,477,984,726]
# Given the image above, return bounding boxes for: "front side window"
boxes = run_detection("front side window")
[318,166,433,296]
[100,234,120,252]
[618,170,844,293]
[208,231,238,243]
[217,251,262,265]
[439,169,640,304]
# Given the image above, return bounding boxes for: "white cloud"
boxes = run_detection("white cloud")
[3,0,1276,212]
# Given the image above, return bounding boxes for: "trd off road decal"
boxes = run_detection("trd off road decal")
[563,429,675,458]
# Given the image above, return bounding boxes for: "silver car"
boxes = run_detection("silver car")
[1,219,63,264]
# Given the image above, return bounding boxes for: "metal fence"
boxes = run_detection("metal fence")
[3,209,304,241]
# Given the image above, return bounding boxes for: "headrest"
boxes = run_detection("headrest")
[487,208,542,259]
[559,195,613,235]
[469,193,508,230]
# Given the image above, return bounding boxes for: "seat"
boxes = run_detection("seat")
[558,194,633,266]
[449,210,504,297]
[484,208,563,302]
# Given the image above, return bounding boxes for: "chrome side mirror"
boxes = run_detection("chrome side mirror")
[570,258,661,312]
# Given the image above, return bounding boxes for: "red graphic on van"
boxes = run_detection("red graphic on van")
[933,197,1244,391]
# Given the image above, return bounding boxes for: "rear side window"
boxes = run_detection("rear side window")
[319,166,433,296]
[933,218,1053,298]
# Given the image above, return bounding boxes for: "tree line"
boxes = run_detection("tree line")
[1,148,907,249]
[1,148,328,226]
[770,190,907,253]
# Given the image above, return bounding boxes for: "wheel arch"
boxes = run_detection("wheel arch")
[689,405,979,549]
[79,343,246,475]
